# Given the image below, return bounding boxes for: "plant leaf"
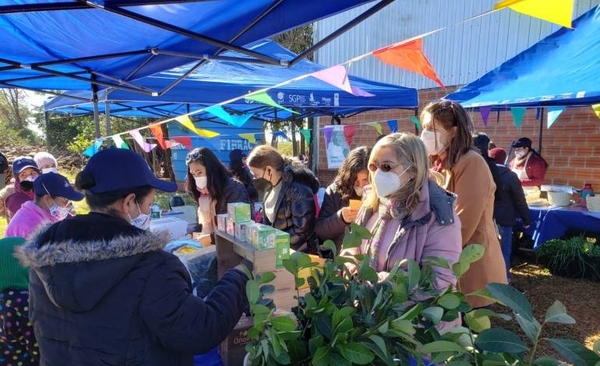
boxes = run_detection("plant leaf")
[338,342,375,365]
[313,346,331,366]
[367,335,392,363]
[465,313,491,333]
[594,339,600,354]
[259,284,275,295]
[421,306,444,325]
[407,260,421,289]
[421,340,466,353]
[447,361,472,366]
[475,328,528,354]
[487,283,534,322]
[546,338,600,366]
[258,271,275,284]
[460,244,485,264]
[250,304,271,315]
[545,300,576,324]
[351,222,372,239]
[308,334,324,355]
[515,312,542,345]
[329,352,352,366]
[438,293,461,309]
[277,330,302,340]
[391,319,416,335]
[323,239,337,257]
[398,303,423,321]
[282,258,297,277]
[533,356,561,366]
[316,314,333,339]
[270,316,297,332]
[246,280,260,304]
[423,256,451,269]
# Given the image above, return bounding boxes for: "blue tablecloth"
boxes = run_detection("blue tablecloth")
[524,206,600,248]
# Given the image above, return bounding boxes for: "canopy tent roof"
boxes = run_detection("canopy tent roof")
[45,39,419,121]
[445,5,600,108]
[0,0,390,93]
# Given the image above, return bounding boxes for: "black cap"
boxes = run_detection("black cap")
[512,137,532,149]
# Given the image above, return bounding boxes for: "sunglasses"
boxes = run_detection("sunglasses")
[368,162,400,173]
[185,150,202,165]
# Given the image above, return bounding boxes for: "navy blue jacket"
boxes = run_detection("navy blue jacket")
[494,165,531,227]
[17,213,248,366]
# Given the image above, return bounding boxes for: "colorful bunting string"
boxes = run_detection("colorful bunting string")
[129,130,157,153]
[112,135,129,149]
[592,104,600,121]
[172,136,192,150]
[387,119,398,133]
[246,92,298,115]
[367,122,383,135]
[547,106,565,128]
[408,116,421,129]
[510,107,526,130]
[175,115,220,138]
[311,65,374,97]
[494,0,574,28]
[205,105,254,127]
[238,133,257,144]
[299,129,312,144]
[480,107,492,126]
[149,124,167,149]
[83,139,104,157]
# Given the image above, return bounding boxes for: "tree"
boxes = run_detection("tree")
[273,24,314,60]
[0,89,30,130]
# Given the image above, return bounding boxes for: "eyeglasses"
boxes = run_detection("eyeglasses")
[368,162,400,173]
[185,150,202,165]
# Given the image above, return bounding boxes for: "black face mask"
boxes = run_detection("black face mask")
[253,169,272,191]
[19,180,34,192]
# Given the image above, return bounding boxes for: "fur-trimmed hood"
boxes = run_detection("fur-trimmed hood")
[283,162,320,193]
[15,212,170,312]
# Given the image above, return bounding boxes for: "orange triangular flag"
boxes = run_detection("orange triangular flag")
[373,38,444,88]
[149,124,167,150]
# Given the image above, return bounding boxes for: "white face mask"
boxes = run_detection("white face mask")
[49,202,71,221]
[42,167,58,174]
[194,176,207,190]
[515,150,526,158]
[24,175,37,182]
[421,130,448,156]
[129,204,151,230]
[354,186,364,197]
[373,166,411,198]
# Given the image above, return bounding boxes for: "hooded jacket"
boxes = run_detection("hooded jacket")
[262,162,319,250]
[494,165,531,227]
[5,181,35,220]
[16,212,248,366]
[315,183,362,251]
[5,200,56,238]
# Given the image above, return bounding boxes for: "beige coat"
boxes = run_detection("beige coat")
[440,150,507,308]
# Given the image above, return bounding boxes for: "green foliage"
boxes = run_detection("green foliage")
[244,228,600,366]
[537,236,600,280]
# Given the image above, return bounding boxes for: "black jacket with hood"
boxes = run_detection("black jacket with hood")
[494,165,531,227]
[315,183,361,251]
[263,162,319,251]
[16,212,248,366]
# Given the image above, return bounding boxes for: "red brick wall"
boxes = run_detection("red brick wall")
[316,87,600,190]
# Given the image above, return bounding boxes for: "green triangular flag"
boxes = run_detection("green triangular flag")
[299,129,312,144]
[408,116,421,129]
[245,92,298,114]
[511,107,526,129]
[113,135,129,149]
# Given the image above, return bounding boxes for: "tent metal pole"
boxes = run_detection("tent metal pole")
[105,101,112,136]
[92,76,101,139]
[538,107,544,154]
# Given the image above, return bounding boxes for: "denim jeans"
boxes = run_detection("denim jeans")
[497,225,513,281]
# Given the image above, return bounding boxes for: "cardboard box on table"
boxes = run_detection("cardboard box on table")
[215,229,296,366]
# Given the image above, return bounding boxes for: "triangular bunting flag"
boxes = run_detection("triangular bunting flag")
[343,125,356,146]
[299,129,312,144]
[387,119,398,133]
[149,124,167,150]
[510,107,527,129]
[172,136,192,150]
[408,116,421,129]
[165,140,181,149]
[547,106,565,128]
[176,115,220,138]
[205,105,234,124]
[373,38,444,88]
[494,0,574,28]
[129,130,157,153]
[239,133,257,144]
[245,92,298,114]
[272,131,290,141]
[367,122,383,135]
[480,107,492,126]
[592,104,600,120]
[322,125,335,144]
[112,135,129,149]
[82,139,103,157]
[311,65,375,97]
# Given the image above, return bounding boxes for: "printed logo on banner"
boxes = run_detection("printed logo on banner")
[244,90,256,104]
[276,92,285,104]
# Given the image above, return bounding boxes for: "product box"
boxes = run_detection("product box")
[250,224,276,250]
[226,218,235,237]
[227,202,251,224]
[149,217,187,240]
[349,199,362,211]
[221,314,253,366]
[274,230,291,269]
[216,214,228,232]
[234,220,254,243]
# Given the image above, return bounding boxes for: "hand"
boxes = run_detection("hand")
[340,207,358,224]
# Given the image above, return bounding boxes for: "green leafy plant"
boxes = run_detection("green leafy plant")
[538,236,600,280]
[244,223,600,366]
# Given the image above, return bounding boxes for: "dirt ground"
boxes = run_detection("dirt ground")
[490,252,600,361]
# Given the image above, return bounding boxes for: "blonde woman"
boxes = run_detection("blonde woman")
[350,133,462,292]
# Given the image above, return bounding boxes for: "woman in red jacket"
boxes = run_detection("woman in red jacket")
[509,137,549,187]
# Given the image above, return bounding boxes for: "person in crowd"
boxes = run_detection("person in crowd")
[420,99,506,308]
[33,152,58,174]
[0,151,8,190]
[247,145,319,252]
[229,149,258,203]
[0,237,39,366]
[473,133,503,203]
[509,137,548,187]
[16,148,250,366]
[5,172,84,238]
[4,157,40,222]
[186,147,250,236]
[345,133,462,293]
[489,147,531,284]
[315,146,371,252]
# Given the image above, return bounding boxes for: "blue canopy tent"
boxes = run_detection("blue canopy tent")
[0,0,392,93]
[446,5,600,108]
[45,39,419,121]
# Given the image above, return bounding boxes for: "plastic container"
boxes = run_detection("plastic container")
[149,217,188,240]
[151,203,161,219]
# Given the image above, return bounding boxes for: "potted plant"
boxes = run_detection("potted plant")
[243,223,600,365]
[537,236,600,281]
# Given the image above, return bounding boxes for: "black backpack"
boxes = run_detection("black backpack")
[0,152,8,173]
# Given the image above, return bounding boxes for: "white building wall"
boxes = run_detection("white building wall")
[314,0,596,89]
